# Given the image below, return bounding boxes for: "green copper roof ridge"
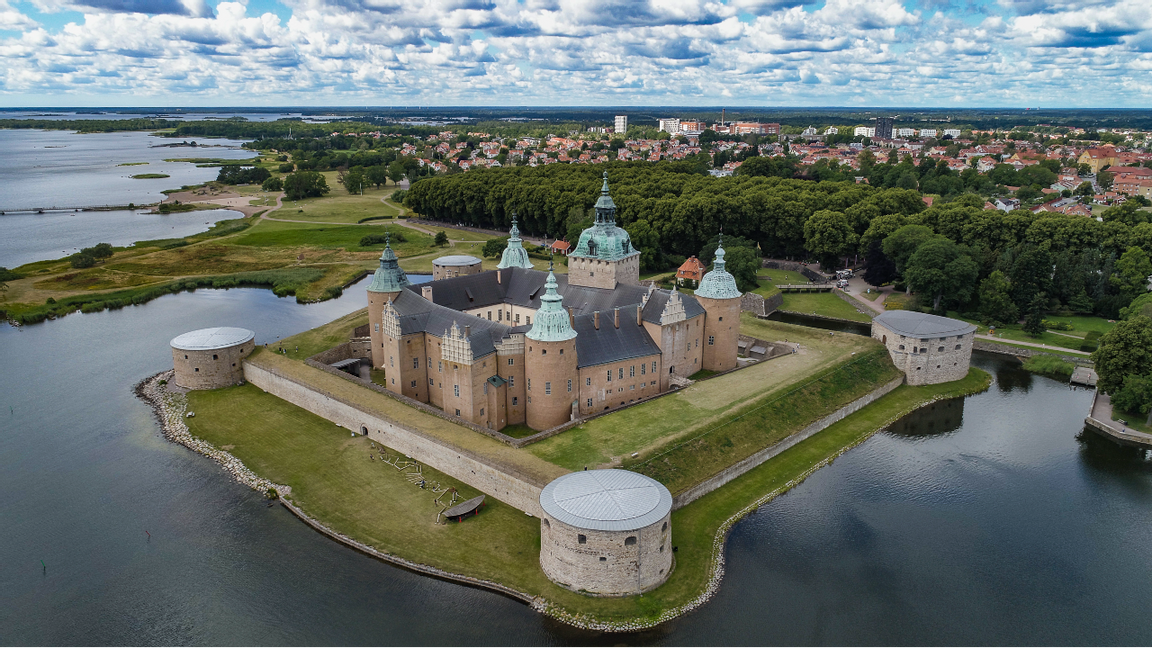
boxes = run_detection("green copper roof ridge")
[367,232,412,293]
[695,236,742,300]
[498,211,533,269]
[526,259,576,342]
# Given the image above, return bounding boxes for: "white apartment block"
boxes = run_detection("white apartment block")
[942,128,962,138]
[614,115,628,134]
[918,128,938,138]
[854,126,876,137]
[895,128,916,137]
[658,118,680,134]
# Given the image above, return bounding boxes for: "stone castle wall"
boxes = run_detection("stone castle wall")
[539,513,672,596]
[432,259,482,281]
[242,360,547,516]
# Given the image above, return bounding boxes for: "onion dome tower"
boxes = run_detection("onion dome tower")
[498,213,534,270]
[367,232,412,369]
[694,235,743,373]
[524,261,578,430]
[568,172,640,289]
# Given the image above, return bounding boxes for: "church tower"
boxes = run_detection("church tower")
[524,262,578,430]
[694,236,743,373]
[497,213,534,270]
[567,172,640,289]
[366,233,412,370]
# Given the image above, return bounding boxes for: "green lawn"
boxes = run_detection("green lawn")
[752,279,781,299]
[780,291,873,323]
[527,315,885,483]
[231,220,435,254]
[279,308,369,358]
[756,268,810,284]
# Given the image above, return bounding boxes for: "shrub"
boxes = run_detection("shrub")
[278,162,295,173]
[0,267,22,281]
[359,231,406,247]
[261,177,283,192]
[1041,319,1074,331]
[434,231,449,247]
[70,253,96,269]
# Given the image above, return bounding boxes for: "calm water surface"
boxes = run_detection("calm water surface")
[0,130,256,211]
[2,287,1152,645]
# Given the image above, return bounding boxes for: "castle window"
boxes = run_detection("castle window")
[484,383,488,395]
[541,349,546,355]
[625,536,636,546]
[899,345,905,350]
[599,557,606,562]
[558,348,562,355]
[526,317,531,325]
[509,376,515,387]
[630,366,635,377]
[586,398,592,407]
[498,310,502,321]
[955,344,962,350]
[194,368,199,372]
[389,356,394,367]
[429,378,434,386]
[545,382,551,395]
[718,316,723,322]
[438,361,442,373]
[455,408,460,416]
[212,354,218,360]
[662,522,667,532]
[938,346,945,352]
[512,397,518,406]
[619,368,624,380]
[374,323,379,332]
[578,534,587,544]
[454,384,460,397]
[568,379,572,393]
[651,380,656,386]
[695,339,699,348]
[652,362,656,373]
[184,355,187,359]
[607,370,612,382]
[480,408,484,416]
[641,364,646,375]
[413,358,419,369]
[508,358,514,366]
[630,385,635,390]
[410,380,416,388]
[528,378,531,390]
[920,348,927,353]
[586,377,591,386]
[487,311,492,320]
[515,314,520,324]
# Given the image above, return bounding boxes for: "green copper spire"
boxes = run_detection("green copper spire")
[695,234,742,300]
[498,211,533,269]
[572,173,638,262]
[367,231,412,293]
[525,260,577,342]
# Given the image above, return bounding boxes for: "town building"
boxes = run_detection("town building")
[676,256,706,288]
[657,118,680,134]
[614,115,628,135]
[363,173,743,432]
[871,311,975,386]
[539,469,673,596]
[874,117,894,140]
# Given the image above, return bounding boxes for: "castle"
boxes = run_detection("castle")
[364,172,744,432]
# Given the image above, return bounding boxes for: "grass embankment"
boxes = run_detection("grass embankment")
[528,316,888,485]
[779,291,874,323]
[185,352,989,629]
[1021,354,1075,380]
[757,268,809,285]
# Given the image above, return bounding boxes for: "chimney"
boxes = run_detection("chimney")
[594,311,600,330]
[568,307,575,328]
[422,285,433,301]
[496,269,501,284]
[614,308,619,329]
[465,325,471,338]
[636,305,642,326]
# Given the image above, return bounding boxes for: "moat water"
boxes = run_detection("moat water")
[3,283,1152,644]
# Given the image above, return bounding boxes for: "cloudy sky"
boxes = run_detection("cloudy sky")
[0,0,1148,107]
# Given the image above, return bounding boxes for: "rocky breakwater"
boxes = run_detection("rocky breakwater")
[135,370,291,498]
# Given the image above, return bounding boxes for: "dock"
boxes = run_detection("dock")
[1071,366,1098,387]
[1085,390,1152,449]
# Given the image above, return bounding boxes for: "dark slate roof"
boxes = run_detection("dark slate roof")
[874,310,976,338]
[407,267,706,321]
[640,288,706,324]
[572,312,661,368]
[389,291,511,359]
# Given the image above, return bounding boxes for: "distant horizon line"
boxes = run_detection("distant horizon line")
[1,106,1145,113]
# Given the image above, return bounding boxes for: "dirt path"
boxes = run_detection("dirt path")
[975,334,1090,355]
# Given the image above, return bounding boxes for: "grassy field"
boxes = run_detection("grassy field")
[757,268,810,284]
[751,279,781,299]
[184,353,989,628]
[779,291,873,322]
[279,308,369,358]
[527,316,887,481]
[277,183,401,223]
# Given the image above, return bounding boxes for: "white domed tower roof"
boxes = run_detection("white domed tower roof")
[695,235,742,300]
[540,469,672,532]
[497,213,534,270]
[170,327,255,351]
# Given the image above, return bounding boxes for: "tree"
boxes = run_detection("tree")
[482,237,509,258]
[862,239,898,286]
[341,166,366,194]
[1121,292,1152,320]
[1112,246,1152,304]
[737,155,797,178]
[979,270,1018,325]
[283,171,330,200]
[1092,315,1152,394]
[69,252,95,269]
[803,209,858,269]
[261,177,283,192]
[387,161,406,185]
[882,224,935,275]
[1023,292,1047,337]
[1111,372,1152,425]
[434,231,449,247]
[720,245,762,293]
[903,237,979,311]
[366,165,389,188]
[1098,170,1114,190]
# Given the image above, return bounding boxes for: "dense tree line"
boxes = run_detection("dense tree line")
[404,163,1152,320]
[216,165,270,185]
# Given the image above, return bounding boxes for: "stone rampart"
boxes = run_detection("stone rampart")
[672,375,904,509]
[243,360,548,516]
[740,292,782,317]
[832,289,876,319]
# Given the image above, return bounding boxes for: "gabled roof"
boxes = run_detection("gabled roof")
[572,310,661,368]
[388,290,510,359]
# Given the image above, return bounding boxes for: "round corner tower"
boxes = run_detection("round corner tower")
[694,238,743,373]
[366,233,412,369]
[524,263,578,430]
[170,327,256,390]
[539,469,673,596]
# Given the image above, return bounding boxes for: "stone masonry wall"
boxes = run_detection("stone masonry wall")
[172,340,254,390]
[242,361,547,516]
[873,321,973,386]
[672,375,905,509]
[540,513,671,596]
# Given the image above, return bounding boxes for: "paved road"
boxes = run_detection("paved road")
[975,333,1091,355]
